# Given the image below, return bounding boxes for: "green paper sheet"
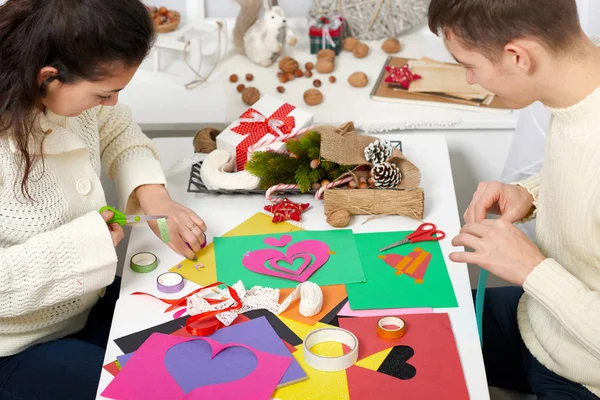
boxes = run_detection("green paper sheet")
[215,230,365,288]
[345,231,458,309]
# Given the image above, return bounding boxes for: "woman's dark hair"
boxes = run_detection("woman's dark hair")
[0,0,155,198]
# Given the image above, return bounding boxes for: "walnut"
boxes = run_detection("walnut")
[303,89,324,106]
[315,59,334,74]
[343,37,360,52]
[317,49,336,62]
[279,57,299,73]
[242,87,260,105]
[382,38,401,54]
[352,42,369,58]
[348,72,368,88]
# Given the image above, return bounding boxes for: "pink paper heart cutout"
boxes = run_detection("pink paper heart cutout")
[264,234,293,248]
[243,239,331,282]
[268,254,312,275]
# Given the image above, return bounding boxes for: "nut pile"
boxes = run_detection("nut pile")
[146,6,180,27]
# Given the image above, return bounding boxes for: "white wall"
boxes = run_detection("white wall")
[205,0,311,18]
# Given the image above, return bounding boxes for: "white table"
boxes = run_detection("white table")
[121,19,518,133]
[96,134,489,399]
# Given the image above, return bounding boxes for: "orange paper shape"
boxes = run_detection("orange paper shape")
[278,284,347,325]
[378,247,432,284]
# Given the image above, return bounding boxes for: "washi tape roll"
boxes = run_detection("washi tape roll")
[376,316,406,340]
[303,328,359,372]
[130,252,159,273]
[157,218,171,243]
[157,272,185,294]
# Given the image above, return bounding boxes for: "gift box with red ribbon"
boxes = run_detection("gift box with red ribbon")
[216,95,314,171]
[309,16,344,55]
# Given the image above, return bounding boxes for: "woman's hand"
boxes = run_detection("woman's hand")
[100,210,125,247]
[135,184,206,259]
[464,181,535,224]
[450,219,546,285]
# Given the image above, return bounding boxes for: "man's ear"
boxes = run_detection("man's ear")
[37,66,59,86]
[504,41,535,74]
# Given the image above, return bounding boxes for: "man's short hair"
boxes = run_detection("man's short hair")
[428,0,582,59]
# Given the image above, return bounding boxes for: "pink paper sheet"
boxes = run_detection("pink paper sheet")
[337,303,433,317]
[101,333,292,400]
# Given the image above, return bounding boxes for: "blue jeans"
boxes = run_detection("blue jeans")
[0,277,120,400]
[477,286,599,399]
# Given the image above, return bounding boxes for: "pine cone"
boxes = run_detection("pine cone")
[364,139,393,165]
[371,162,402,188]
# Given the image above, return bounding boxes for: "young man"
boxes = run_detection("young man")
[428,0,600,398]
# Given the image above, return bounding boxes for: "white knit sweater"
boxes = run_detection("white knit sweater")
[516,84,600,395]
[0,105,166,356]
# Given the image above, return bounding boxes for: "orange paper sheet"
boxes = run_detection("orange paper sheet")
[169,213,303,286]
[278,284,347,325]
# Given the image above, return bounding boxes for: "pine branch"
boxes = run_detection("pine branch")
[295,163,313,193]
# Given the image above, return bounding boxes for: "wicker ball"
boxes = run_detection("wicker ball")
[242,87,260,106]
[193,127,221,153]
[327,209,351,228]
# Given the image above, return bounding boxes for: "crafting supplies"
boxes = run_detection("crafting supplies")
[157,272,185,294]
[475,268,488,346]
[157,218,171,243]
[99,206,168,226]
[130,252,159,273]
[199,149,261,190]
[376,317,406,339]
[303,327,359,372]
[379,222,445,252]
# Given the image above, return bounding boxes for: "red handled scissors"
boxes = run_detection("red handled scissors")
[378,223,446,252]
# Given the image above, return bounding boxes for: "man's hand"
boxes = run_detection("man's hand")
[136,185,207,260]
[464,181,535,223]
[450,219,546,285]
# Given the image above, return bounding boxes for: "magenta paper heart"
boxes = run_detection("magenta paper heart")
[243,239,331,282]
[264,234,292,248]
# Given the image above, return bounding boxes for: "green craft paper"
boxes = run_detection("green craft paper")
[215,230,366,288]
[345,231,458,309]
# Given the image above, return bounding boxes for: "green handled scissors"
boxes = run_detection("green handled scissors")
[99,206,168,227]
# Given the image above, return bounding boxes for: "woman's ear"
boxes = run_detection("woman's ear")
[37,66,59,86]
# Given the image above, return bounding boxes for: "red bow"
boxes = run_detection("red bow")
[231,104,296,171]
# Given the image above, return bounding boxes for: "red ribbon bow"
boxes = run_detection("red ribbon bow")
[231,103,296,171]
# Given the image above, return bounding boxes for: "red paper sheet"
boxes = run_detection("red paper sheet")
[103,361,121,377]
[339,313,469,400]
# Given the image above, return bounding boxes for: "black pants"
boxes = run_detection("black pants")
[0,277,120,400]
[477,286,599,399]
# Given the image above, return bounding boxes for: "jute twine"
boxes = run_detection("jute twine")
[311,0,429,40]
[193,127,221,153]
[324,187,424,220]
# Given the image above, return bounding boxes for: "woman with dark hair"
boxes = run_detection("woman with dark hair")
[0,1,207,398]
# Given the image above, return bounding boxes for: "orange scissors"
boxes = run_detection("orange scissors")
[379,223,446,252]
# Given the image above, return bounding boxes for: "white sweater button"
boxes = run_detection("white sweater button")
[76,178,91,195]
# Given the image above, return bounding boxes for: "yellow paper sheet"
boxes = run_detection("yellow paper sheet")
[169,212,303,286]
[355,347,393,371]
[273,318,350,400]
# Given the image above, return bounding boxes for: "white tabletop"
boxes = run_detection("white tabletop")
[120,18,518,133]
[96,134,488,399]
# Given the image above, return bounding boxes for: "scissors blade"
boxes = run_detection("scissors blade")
[378,238,409,252]
[125,215,168,224]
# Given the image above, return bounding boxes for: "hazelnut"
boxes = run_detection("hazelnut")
[166,10,179,19]
[317,49,336,62]
[313,79,322,88]
[279,57,299,73]
[277,71,284,78]
[245,73,254,81]
[153,16,163,26]
[329,76,337,83]
[236,84,246,93]
[348,180,357,189]
[279,74,290,84]
[295,69,304,78]
[359,182,369,189]
[229,74,239,83]
[343,37,360,52]
[310,159,321,169]
[352,42,369,58]
[304,89,324,106]
[242,87,260,106]
[315,59,334,74]
[158,6,168,15]
[348,72,369,88]
[311,182,322,190]
[321,179,331,186]
[382,37,401,54]
[277,86,285,93]
[304,70,313,78]
[305,62,314,70]
[286,72,295,81]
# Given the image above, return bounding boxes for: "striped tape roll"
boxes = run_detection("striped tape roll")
[130,252,159,273]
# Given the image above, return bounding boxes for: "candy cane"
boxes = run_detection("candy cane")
[266,184,300,203]
[315,176,354,200]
